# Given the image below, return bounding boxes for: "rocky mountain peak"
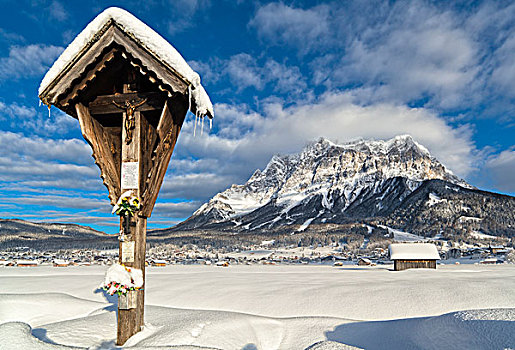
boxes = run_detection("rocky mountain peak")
[185,135,471,230]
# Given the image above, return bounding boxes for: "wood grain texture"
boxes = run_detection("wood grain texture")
[75,103,121,205]
[40,23,191,111]
[60,49,118,109]
[41,25,117,106]
[89,91,166,115]
[111,26,189,94]
[117,109,148,345]
[140,97,187,217]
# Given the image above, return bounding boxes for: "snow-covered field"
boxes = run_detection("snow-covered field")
[1,264,514,349]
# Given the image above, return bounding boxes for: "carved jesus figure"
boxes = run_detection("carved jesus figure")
[113,98,147,144]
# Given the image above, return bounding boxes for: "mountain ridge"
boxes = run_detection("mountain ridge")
[165,135,515,241]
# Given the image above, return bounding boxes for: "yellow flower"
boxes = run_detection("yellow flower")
[130,197,140,208]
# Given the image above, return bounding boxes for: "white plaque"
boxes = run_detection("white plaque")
[121,241,135,263]
[121,162,139,189]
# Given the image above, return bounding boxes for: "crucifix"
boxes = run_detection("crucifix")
[113,97,147,144]
[38,7,213,346]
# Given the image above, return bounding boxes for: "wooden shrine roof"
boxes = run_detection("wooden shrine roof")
[38,7,213,119]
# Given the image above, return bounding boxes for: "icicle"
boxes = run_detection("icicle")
[201,116,204,136]
[47,105,51,118]
[193,112,198,137]
[209,117,213,130]
[188,84,192,113]
[38,100,41,107]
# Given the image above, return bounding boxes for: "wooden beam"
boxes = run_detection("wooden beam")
[138,109,158,200]
[88,91,167,115]
[75,103,121,205]
[111,25,189,94]
[140,97,187,217]
[41,25,118,105]
[59,49,119,109]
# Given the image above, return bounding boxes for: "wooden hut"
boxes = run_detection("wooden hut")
[388,243,440,271]
[151,259,167,267]
[53,259,70,267]
[357,257,375,266]
[16,260,39,267]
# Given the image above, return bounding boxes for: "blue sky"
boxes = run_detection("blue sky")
[0,0,514,233]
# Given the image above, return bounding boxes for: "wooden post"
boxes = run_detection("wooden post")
[117,83,148,345]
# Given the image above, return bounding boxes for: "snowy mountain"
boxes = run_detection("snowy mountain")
[0,219,116,250]
[168,135,513,237]
[192,136,460,221]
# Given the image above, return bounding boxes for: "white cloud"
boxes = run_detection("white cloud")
[152,201,203,218]
[249,1,514,114]
[0,28,25,43]
[0,101,80,136]
[160,173,239,200]
[191,54,307,96]
[249,2,331,54]
[166,0,212,35]
[48,0,68,21]
[485,148,515,192]
[0,44,63,80]
[225,54,265,91]
[0,193,109,211]
[337,19,478,109]
[489,35,515,98]
[0,131,91,165]
[173,92,477,196]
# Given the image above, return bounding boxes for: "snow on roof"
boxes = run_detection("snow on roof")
[16,260,39,265]
[53,259,69,265]
[39,7,213,118]
[389,243,440,260]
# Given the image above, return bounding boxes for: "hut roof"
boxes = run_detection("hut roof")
[389,243,440,260]
[16,259,40,266]
[39,7,213,118]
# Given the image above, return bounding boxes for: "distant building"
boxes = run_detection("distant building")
[53,259,69,267]
[357,258,375,266]
[388,243,440,271]
[16,260,39,267]
[480,257,499,264]
[152,259,167,267]
[489,245,504,254]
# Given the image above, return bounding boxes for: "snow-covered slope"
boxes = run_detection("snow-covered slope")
[1,265,514,349]
[178,135,472,232]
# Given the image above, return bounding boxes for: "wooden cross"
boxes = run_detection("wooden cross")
[38,15,204,345]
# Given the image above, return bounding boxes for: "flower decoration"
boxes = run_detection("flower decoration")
[100,263,143,296]
[112,190,141,217]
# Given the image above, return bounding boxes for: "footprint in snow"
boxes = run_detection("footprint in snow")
[191,323,205,337]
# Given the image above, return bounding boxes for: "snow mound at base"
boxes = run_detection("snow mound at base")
[0,322,80,350]
[2,295,514,350]
[40,304,350,350]
[305,340,363,349]
[0,293,105,326]
[325,308,515,350]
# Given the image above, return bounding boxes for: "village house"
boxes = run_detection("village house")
[388,243,441,271]
[489,245,505,255]
[357,257,375,266]
[151,259,167,267]
[53,259,70,267]
[16,259,39,267]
